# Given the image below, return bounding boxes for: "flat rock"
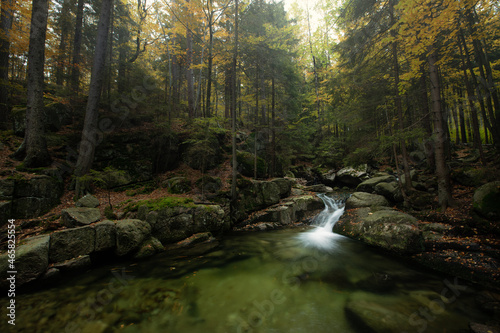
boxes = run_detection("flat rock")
[62,207,101,227]
[76,194,100,208]
[345,192,390,209]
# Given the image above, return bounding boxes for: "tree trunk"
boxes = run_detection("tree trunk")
[428,48,452,210]
[458,32,485,164]
[0,0,13,129]
[21,0,51,167]
[186,0,195,118]
[74,0,113,195]
[390,0,412,194]
[419,72,435,171]
[70,0,84,94]
[271,77,276,177]
[231,0,239,209]
[205,6,214,118]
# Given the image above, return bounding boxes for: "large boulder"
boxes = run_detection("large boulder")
[0,235,50,289]
[11,176,64,219]
[374,182,403,203]
[93,220,117,252]
[356,175,396,193]
[49,226,96,262]
[345,192,390,209]
[336,165,370,187]
[271,178,293,198]
[0,201,12,228]
[61,208,101,227]
[473,181,500,220]
[164,177,192,194]
[334,207,423,254]
[115,219,152,256]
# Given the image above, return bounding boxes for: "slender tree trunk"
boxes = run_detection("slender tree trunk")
[206,7,214,118]
[271,77,276,177]
[74,0,113,195]
[186,0,195,118]
[419,73,435,171]
[458,32,485,164]
[231,0,239,209]
[21,0,51,167]
[390,0,412,194]
[428,48,452,210]
[55,0,71,86]
[0,0,13,129]
[70,0,84,94]
[458,90,467,144]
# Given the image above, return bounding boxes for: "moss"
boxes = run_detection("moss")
[125,196,195,213]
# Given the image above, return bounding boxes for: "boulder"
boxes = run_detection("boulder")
[356,175,396,193]
[336,165,370,187]
[93,220,117,252]
[271,178,293,198]
[0,179,15,199]
[115,219,152,256]
[152,132,180,174]
[192,205,228,233]
[0,235,50,289]
[75,194,100,208]
[133,237,164,259]
[0,201,12,227]
[61,208,101,227]
[236,151,267,178]
[11,176,64,219]
[164,177,192,194]
[196,176,222,194]
[345,192,390,209]
[473,181,500,220]
[49,226,96,262]
[304,184,334,193]
[320,170,336,187]
[374,182,403,203]
[11,107,26,137]
[334,207,423,254]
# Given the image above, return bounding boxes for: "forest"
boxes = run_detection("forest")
[0,0,500,332]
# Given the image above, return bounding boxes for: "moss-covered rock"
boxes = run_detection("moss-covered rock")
[356,175,396,193]
[164,177,192,194]
[236,151,267,178]
[115,219,152,256]
[345,192,390,209]
[334,207,423,254]
[473,181,500,220]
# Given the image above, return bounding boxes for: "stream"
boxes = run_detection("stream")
[2,195,496,333]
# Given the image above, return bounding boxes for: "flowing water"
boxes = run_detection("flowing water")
[2,195,496,333]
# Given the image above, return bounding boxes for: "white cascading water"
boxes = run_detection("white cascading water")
[298,193,346,251]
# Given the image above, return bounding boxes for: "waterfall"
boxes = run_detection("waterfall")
[297,193,347,251]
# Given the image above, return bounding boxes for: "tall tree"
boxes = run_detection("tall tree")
[22,0,51,167]
[231,0,239,208]
[0,0,14,129]
[74,0,113,195]
[70,0,84,93]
